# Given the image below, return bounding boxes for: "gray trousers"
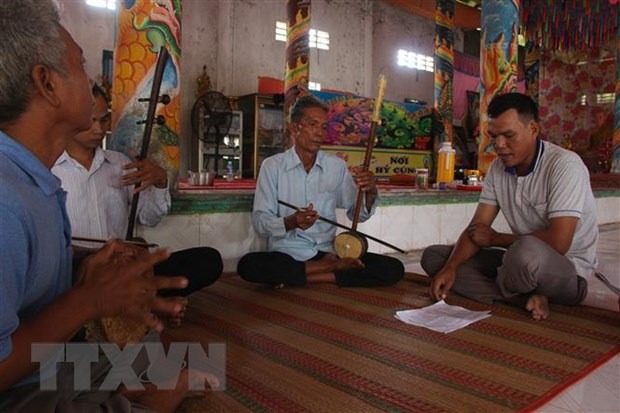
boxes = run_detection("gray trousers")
[420,235,588,305]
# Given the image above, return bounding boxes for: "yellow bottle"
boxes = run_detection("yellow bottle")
[436,141,456,184]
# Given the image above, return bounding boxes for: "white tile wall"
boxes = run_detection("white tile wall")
[139,196,619,274]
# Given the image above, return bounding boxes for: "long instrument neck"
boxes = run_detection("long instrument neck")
[126,47,169,240]
[351,121,378,230]
[350,75,385,230]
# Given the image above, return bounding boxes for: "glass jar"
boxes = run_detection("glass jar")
[416,168,429,189]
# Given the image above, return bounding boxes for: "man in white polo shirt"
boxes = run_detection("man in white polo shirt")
[421,92,598,320]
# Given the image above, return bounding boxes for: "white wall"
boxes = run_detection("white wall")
[58,0,462,173]
[139,196,620,273]
[179,0,219,172]
[59,0,116,82]
[307,0,372,96]
[372,1,463,104]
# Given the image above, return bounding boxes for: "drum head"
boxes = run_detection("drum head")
[334,232,367,259]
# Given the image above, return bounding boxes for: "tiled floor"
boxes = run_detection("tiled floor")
[398,223,620,413]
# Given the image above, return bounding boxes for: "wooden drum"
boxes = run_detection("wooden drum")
[84,243,152,348]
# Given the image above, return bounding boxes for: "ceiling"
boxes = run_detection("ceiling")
[384,0,618,51]
[383,0,481,31]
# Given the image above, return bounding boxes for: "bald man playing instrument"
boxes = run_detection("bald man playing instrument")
[0,2,217,411]
[237,95,404,287]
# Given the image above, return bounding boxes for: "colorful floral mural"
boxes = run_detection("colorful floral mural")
[433,0,454,144]
[537,47,616,161]
[478,0,519,173]
[314,91,432,151]
[110,0,181,179]
[314,91,433,178]
[284,0,311,148]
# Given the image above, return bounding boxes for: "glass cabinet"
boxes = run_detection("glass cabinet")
[237,94,285,178]
[198,110,243,177]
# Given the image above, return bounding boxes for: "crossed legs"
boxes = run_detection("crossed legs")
[237,251,404,288]
[421,236,587,319]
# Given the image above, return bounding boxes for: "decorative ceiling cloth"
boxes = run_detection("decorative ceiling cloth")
[521,0,619,51]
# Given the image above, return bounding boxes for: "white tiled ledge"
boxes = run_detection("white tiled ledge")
[138,196,619,273]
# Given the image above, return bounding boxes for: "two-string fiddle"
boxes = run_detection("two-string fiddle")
[125,47,171,241]
[84,47,172,348]
[332,75,404,259]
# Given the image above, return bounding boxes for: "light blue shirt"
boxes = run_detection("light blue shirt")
[253,146,377,261]
[0,131,73,385]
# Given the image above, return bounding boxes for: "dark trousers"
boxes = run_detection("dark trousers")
[237,251,404,287]
[156,247,223,297]
[420,235,587,305]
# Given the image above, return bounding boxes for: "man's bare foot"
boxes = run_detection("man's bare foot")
[307,273,337,283]
[120,367,219,413]
[333,257,364,271]
[526,294,550,321]
[300,254,365,286]
[164,297,188,327]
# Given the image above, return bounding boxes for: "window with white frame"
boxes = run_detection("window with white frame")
[581,93,615,106]
[397,49,434,72]
[596,93,614,105]
[308,81,321,91]
[275,21,287,42]
[275,21,330,51]
[86,0,116,10]
[309,29,329,50]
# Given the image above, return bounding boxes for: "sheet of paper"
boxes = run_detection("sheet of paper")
[394,300,492,334]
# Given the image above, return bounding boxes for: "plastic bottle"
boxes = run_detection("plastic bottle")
[436,141,456,185]
[226,160,234,182]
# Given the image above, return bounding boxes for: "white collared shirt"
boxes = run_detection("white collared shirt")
[52,147,170,245]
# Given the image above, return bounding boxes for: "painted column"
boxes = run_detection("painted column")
[434,0,455,146]
[524,41,540,103]
[478,0,519,173]
[110,0,182,181]
[611,19,620,173]
[283,0,311,148]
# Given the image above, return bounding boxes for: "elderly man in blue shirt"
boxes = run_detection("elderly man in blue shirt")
[0,1,216,411]
[238,95,404,287]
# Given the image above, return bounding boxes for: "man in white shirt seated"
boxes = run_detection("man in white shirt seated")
[52,84,223,303]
